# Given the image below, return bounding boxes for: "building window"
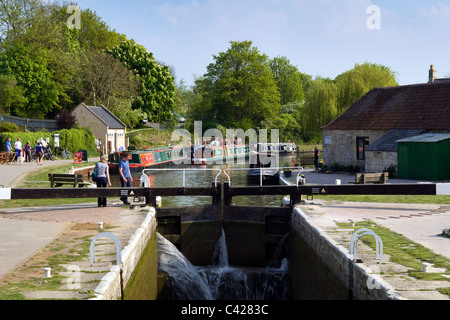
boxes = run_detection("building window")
[356,137,369,160]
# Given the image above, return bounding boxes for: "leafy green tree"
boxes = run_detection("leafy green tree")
[0,44,61,118]
[0,0,44,42]
[0,74,27,114]
[78,50,139,107]
[196,40,280,130]
[107,97,146,129]
[335,62,398,113]
[269,56,309,105]
[107,39,176,123]
[76,8,127,51]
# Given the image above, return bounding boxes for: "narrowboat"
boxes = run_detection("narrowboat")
[191,145,250,165]
[108,146,188,174]
[256,143,298,154]
[247,155,280,185]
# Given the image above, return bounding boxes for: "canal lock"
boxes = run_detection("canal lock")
[156,204,292,300]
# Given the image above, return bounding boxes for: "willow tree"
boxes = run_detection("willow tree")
[335,62,398,113]
[302,79,338,142]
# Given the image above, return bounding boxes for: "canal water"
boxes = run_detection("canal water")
[147,155,296,300]
[130,154,299,208]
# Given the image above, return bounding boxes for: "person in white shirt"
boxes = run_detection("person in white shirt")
[14,138,23,160]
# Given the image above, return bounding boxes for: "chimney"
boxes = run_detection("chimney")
[429,65,437,83]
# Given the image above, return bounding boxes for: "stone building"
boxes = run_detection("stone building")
[73,103,127,155]
[321,66,450,173]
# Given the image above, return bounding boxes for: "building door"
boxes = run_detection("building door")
[356,137,369,160]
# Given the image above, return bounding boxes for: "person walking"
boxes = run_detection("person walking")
[35,141,44,165]
[119,152,133,205]
[24,141,31,163]
[94,155,111,207]
[14,138,22,161]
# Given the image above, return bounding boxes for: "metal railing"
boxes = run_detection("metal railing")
[90,232,122,268]
[223,166,304,187]
[142,168,223,188]
[350,228,383,263]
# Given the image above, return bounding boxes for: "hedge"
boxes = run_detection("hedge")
[0,128,98,156]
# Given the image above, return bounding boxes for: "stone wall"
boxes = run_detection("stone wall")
[322,129,388,171]
[365,151,397,173]
[0,113,58,132]
[290,208,401,300]
[91,207,158,300]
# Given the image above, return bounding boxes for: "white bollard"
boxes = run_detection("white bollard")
[43,267,52,278]
[156,196,162,208]
[422,262,432,273]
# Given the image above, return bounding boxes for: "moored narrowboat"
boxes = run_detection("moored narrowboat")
[191,145,250,165]
[108,146,188,174]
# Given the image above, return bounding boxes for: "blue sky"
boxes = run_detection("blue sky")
[73,0,450,87]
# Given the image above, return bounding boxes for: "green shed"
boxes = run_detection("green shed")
[397,133,450,181]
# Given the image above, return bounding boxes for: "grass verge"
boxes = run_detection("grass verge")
[337,220,450,297]
[316,194,450,205]
[0,227,100,300]
[0,163,97,209]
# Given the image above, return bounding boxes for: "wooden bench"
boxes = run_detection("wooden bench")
[0,152,9,165]
[48,174,90,188]
[354,172,389,184]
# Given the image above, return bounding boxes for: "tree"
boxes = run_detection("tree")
[335,62,398,113]
[56,109,77,130]
[107,39,176,123]
[78,50,139,107]
[0,44,61,118]
[269,56,309,105]
[107,97,146,129]
[0,0,45,42]
[196,40,281,130]
[0,74,27,114]
[302,79,338,141]
[76,8,126,51]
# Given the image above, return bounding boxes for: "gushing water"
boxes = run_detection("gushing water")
[158,230,289,300]
[157,233,213,300]
[212,228,229,267]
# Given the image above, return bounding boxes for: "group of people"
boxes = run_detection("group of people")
[93,152,133,207]
[5,137,45,165]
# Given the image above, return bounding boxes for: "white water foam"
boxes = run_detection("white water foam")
[158,229,290,300]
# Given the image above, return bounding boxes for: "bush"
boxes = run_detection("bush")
[0,122,19,133]
[0,128,98,156]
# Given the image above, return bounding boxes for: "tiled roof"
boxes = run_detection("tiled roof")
[366,129,424,152]
[86,105,126,130]
[322,82,450,131]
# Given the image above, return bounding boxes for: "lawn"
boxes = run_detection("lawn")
[315,194,450,205]
[0,163,98,208]
[338,220,450,297]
